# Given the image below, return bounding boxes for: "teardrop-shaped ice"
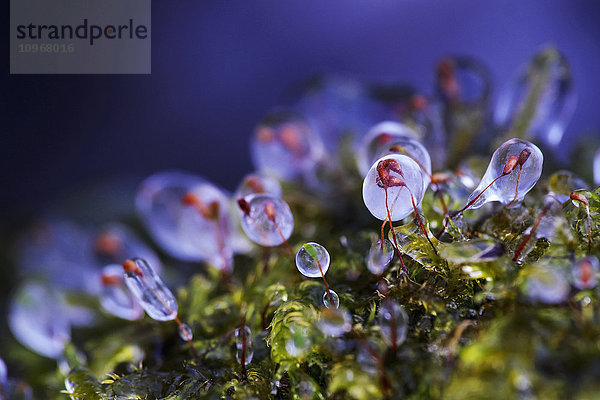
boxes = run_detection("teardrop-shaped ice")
[358,121,432,193]
[363,154,425,221]
[366,239,395,275]
[100,264,144,321]
[234,326,253,365]
[466,138,543,209]
[122,258,177,321]
[238,194,294,246]
[378,300,409,348]
[251,110,323,181]
[494,47,576,148]
[136,171,233,270]
[8,282,71,359]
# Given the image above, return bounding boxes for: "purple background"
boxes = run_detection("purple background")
[3,0,600,220]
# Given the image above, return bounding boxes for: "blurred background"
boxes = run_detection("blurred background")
[2,0,600,223]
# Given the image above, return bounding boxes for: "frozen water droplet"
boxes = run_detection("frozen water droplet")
[322,289,339,309]
[594,148,600,187]
[439,239,503,264]
[285,326,310,357]
[18,219,101,295]
[359,122,432,194]
[363,154,425,221]
[573,256,599,290]
[8,282,71,359]
[466,138,543,209]
[295,75,380,153]
[235,173,282,200]
[235,326,253,365]
[94,223,163,275]
[239,194,294,246]
[296,242,330,278]
[436,56,490,105]
[251,110,322,181]
[100,264,143,321]
[178,323,193,342]
[0,357,7,386]
[378,300,409,348]
[266,283,288,307]
[123,258,178,321]
[495,47,575,148]
[525,263,569,304]
[136,171,233,268]
[318,308,352,337]
[366,239,395,275]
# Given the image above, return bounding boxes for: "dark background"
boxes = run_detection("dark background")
[3,0,600,222]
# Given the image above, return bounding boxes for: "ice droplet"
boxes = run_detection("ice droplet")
[8,282,71,359]
[366,239,395,275]
[378,300,409,348]
[238,194,294,246]
[100,264,143,321]
[363,154,425,221]
[318,308,352,337]
[123,258,178,321]
[466,138,543,209]
[573,256,599,290]
[322,289,340,309]
[296,242,330,278]
[251,110,322,181]
[494,46,576,148]
[235,326,253,365]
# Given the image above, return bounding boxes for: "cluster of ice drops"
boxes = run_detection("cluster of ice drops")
[4,46,600,396]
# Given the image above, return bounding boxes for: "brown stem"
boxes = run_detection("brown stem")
[316,257,336,306]
[503,165,522,209]
[384,187,409,276]
[174,316,199,360]
[457,173,507,214]
[512,202,553,261]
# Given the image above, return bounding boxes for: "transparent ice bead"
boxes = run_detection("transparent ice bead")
[136,171,233,266]
[294,74,380,153]
[251,110,322,181]
[94,223,162,275]
[436,56,490,105]
[285,326,310,357]
[100,264,143,321]
[357,121,419,174]
[17,219,100,295]
[594,148,600,186]
[235,326,253,365]
[494,46,576,148]
[8,282,71,359]
[573,256,599,290]
[322,289,340,309]
[525,263,569,304]
[318,308,352,337]
[366,239,395,275]
[296,242,330,278]
[178,323,193,342]
[239,194,294,246]
[378,300,409,347]
[467,138,543,209]
[235,172,282,200]
[123,258,178,321]
[362,154,425,221]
